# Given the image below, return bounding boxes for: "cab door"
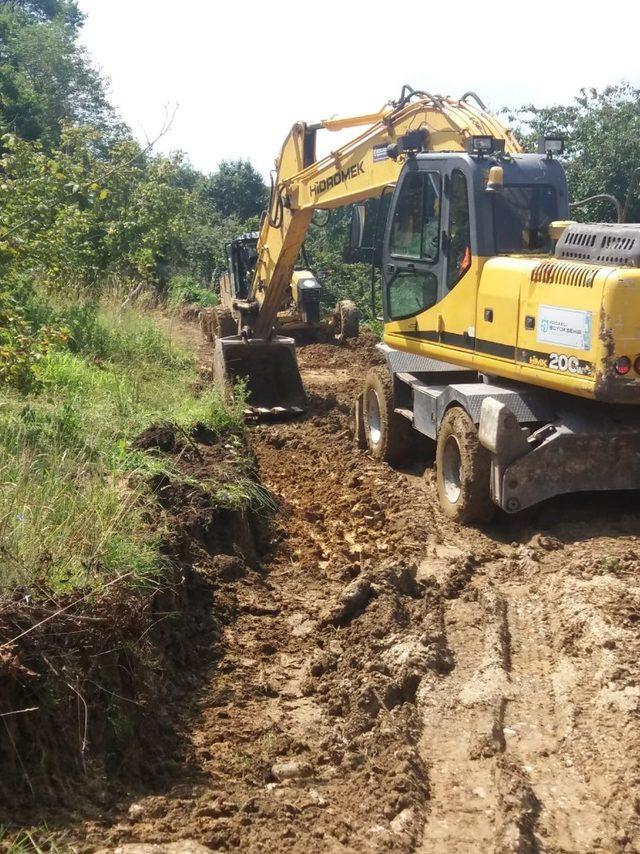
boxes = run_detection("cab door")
[382,159,477,352]
[382,163,445,338]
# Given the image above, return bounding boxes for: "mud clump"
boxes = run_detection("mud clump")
[320,575,374,626]
[132,423,178,452]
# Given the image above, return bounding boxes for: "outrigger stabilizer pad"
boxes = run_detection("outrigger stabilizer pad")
[213,335,307,417]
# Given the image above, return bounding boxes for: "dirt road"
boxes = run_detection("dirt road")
[85,322,640,853]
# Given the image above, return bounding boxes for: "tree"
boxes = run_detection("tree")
[508,84,640,223]
[8,0,83,28]
[0,2,114,145]
[199,159,268,221]
[0,127,194,291]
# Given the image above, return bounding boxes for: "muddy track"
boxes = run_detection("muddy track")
[82,319,640,853]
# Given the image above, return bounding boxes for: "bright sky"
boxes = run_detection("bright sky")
[77,0,640,179]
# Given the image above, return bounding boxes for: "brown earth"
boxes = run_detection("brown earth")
[62,319,640,851]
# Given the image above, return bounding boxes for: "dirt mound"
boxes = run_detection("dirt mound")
[296,328,383,372]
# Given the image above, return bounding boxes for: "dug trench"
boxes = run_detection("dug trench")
[0,418,269,826]
[7,321,640,852]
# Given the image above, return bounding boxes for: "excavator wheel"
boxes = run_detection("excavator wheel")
[435,406,495,525]
[213,306,237,338]
[362,367,413,464]
[199,307,216,342]
[334,299,359,342]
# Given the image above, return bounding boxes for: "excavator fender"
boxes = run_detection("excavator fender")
[214,335,307,416]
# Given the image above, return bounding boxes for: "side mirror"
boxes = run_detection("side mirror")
[350,204,367,249]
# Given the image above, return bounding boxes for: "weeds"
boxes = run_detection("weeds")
[0,305,246,593]
[596,556,623,573]
[0,826,81,854]
[214,478,278,515]
[167,273,218,308]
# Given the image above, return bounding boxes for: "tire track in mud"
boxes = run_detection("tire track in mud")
[84,319,640,853]
[417,530,640,854]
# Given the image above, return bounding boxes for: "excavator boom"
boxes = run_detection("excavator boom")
[216,88,520,412]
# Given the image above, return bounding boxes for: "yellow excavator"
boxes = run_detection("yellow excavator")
[215,85,640,520]
[208,231,359,343]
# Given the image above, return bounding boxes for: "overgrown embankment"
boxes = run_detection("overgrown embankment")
[0,306,272,817]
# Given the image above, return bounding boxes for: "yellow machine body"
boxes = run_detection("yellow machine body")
[220,85,640,418]
[217,84,640,513]
[384,257,640,404]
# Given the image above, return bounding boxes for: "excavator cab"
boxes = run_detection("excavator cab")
[373,148,568,350]
[219,233,259,305]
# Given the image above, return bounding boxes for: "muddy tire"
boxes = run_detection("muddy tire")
[199,307,215,342]
[363,367,413,464]
[335,299,359,342]
[213,306,237,338]
[435,406,494,524]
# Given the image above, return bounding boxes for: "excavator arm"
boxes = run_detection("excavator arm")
[251,89,521,338]
[215,87,520,413]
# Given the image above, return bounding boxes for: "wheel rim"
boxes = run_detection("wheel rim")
[366,388,382,446]
[442,435,462,504]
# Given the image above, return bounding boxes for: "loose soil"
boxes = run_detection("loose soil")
[35,318,640,850]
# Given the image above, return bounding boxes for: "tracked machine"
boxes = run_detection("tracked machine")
[215,85,640,520]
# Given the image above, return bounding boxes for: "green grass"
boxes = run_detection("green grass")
[214,476,278,515]
[167,273,218,308]
[0,826,80,853]
[0,306,245,593]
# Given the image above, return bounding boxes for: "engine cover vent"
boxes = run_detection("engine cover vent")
[556,223,640,267]
[531,260,598,288]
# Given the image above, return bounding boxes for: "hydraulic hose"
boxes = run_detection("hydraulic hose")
[570,194,623,224]
[267,170,284,229]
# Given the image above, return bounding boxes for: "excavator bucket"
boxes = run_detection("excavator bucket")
[213,335,307,417]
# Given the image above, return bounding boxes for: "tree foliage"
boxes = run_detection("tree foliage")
[0,1,112,144]
[8,0,83,26]
[0,129,192,288]
[199,159,268,221]
[508,83,640,223]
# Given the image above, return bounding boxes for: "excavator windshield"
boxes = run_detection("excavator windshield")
[493,184,559,254]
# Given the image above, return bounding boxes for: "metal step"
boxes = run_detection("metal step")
[394,406,414,422]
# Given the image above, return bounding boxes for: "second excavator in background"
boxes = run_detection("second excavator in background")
[203,231,358,344]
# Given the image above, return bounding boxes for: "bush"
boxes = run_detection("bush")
[0,290,67,393]
[167,274,217,308]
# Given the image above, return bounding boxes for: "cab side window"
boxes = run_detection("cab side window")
[387,270,438,320]
[390,172,441,260]
[387,171,441,320]
[447,170,471,289]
